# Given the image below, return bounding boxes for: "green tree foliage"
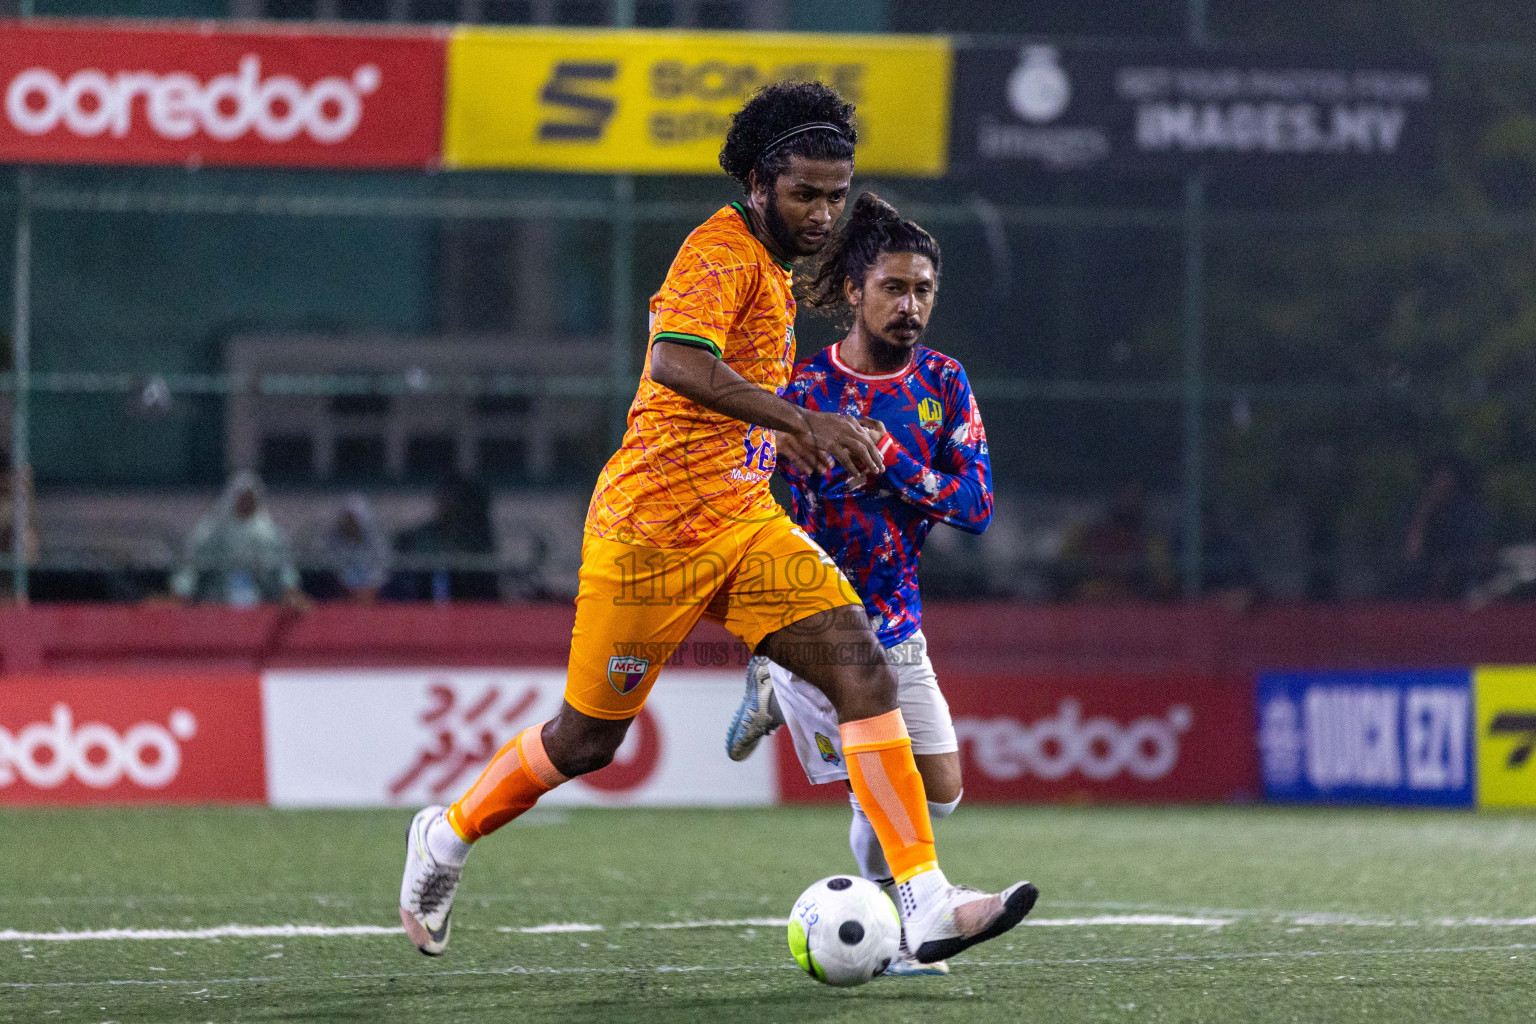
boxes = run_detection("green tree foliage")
[1198,46,1536,569]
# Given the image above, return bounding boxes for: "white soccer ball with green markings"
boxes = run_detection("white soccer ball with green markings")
[787,875,901,987]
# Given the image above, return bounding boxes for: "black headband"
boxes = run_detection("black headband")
[760,121,849,159]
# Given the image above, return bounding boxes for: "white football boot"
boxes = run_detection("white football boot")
[725,655,784,761]
[884,931,951,976]
[879,881,950,976]
[896,869,1038,964]
[399,805,464,956]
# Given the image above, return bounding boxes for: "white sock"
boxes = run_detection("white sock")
[847,792,893,883]
[426,810,472,868]
[849,790,962,886]
[895,865,950,920]
[928,790,962,820]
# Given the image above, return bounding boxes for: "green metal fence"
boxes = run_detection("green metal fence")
[6,16,1536,604]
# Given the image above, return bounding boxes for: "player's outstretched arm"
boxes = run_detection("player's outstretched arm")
[650,340,883,477]
[863,410,994,533]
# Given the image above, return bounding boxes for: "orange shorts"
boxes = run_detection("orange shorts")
[564,514,863,720]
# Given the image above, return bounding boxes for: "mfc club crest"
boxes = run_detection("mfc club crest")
[918,397,943,433]
[607,655,650,696]
[815,732,841,765]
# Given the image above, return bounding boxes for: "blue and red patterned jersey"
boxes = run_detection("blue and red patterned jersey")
[781,342,992,647]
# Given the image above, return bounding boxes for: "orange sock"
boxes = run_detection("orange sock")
[840,709,937,883]
[446,721,568,842]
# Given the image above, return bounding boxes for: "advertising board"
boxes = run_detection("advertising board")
[1472,667,1536,808]
[779,673,1258,803]
[0,673,266,804]
[1257,669,1474,807]
[261,668,776,808]
[444,28,950,175]
[951,44,1434,177]
[0,21,445,167]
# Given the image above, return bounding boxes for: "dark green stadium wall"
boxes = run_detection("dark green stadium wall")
[29,0,226,15]
[787,0,886,31]
[1,8,441,485]
[0,0,893,485]
[23,204,434,484]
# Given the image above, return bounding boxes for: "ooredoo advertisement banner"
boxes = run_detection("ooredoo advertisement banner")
[1,667,1256,807]
[0,21,445,167]
[777,673,1259,803]
[444,28,951,175]
[261,668,777,808]
[0,674,266,804]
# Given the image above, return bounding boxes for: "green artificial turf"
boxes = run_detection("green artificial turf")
[3,804,1535,1022]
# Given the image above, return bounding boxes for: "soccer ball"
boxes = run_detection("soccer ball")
[787,875,901,987]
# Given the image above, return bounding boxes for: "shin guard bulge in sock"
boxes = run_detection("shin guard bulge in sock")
[447,721,567,842]
[840,709,937,883]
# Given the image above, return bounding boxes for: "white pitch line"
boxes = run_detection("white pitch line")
[1050,902,1536,929]
[15,911,1536,944]
[1026,915,1230,928]
[1286,914,1536,928]
[625,918,787,930]
[628,915,1233,930]
[3,942,1533,990]
[0,915,1231,943]
[1048,900,1293,918]
[0,924,400,942]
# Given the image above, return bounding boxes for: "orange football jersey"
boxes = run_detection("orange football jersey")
[586,204,797,548]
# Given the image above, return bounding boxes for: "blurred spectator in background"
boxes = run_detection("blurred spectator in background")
[387,475,498,602]
[307,494,392,603]
[1057,479,1176,603]
[1178,503,1260,612]
[1400,456,1494,602]
[1,456,38,602]
[171,470,307,610]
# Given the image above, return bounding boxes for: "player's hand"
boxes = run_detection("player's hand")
[773,429,831,478]
[793,409,884,478]
[845,419,891,491]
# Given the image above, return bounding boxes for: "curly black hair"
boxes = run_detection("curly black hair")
[718,81,857,193]
[806,192,941,317]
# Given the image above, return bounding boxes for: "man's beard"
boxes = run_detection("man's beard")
[763,190,810,257]
[859,303,924,372]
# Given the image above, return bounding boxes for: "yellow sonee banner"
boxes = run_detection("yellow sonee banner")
[1474,667,1536,807]
[444,28,951,175]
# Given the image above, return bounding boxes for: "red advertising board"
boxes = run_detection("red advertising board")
[0,20,444,168]
[0,673,266,804]
[778,673,1259,803]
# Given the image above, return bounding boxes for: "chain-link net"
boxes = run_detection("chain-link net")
[4,1,1536,606]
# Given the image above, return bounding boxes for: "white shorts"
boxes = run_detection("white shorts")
[769,629,958,786]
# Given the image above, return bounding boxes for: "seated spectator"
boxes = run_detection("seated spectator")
[386,475,498,602]
[1400,457,1494,602]
[171,470,307,610]
[0,456,38,604]
[1057,479,1176,603]
[308,494,392,604]
[1177,503,1260,612]
[0,456,37,562]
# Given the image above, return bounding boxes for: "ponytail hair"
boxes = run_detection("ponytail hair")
[805,192,941,320]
